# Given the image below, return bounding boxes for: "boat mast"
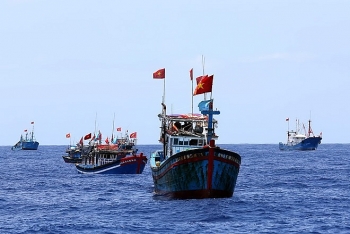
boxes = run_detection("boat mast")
[308,111,312,137]
[286,118,290,142]
[162,71,167,156]
[31,121,34,141]
[94,112,97,135]
[202,55,207,101]
[308,119,312,137]
[190,68,194,118]
[161,103,167,157]
[201,101,220,143]
[111,113,115,143]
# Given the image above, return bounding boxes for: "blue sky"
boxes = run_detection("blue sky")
[1,0,349,145]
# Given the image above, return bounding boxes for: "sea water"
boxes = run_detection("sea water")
[0,144,349,233]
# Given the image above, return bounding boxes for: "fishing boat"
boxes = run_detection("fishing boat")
[279,118,322,151]
[150,68,241,199]
[11,122,39,150]
[62,145,88,163]
[75,132,147,174]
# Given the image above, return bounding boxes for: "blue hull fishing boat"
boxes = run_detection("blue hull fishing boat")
[279,118,322,151]
[75,134,147,174]
[150,69,241,199]
[12,122,39,151]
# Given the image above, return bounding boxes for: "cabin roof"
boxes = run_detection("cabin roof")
[166,113,208,121]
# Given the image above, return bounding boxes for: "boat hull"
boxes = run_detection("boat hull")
[279,136,322,151]
[62,148,82,163]
[150,147,241,199]
[76,155,147,174]
[62,155,82,163]
[21,141,39,150]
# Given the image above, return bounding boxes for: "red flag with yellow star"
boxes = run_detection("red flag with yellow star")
[153,68,165,79]
[193,75,213,95]
[195,75,207,84]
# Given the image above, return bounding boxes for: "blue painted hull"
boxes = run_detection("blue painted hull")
[12,141,39,150]
[76,155,147,174]
[150,147,241,199]
[279,136,322,151]
[22,141,39,150]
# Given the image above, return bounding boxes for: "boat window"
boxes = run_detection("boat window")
[184,141,189,146]
[179,140,184,145]
[173,138,179,145]
[189,139,198,146]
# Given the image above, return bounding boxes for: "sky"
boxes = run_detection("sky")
[1,0,350,146]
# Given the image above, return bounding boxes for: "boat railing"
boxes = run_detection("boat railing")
[98,158,115,165]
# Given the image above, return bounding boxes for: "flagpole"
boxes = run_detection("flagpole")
[162,74,166,158]
[191,69,194,117]
[191,85,193,115]
[202,55,207,101]
[210,74,213,100]
[162,76,166,104]
[112,113,115,143]
[94,112,97,135]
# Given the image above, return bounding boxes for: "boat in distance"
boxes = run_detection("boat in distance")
[75,132,147,174]
[12,122,39,151]
[279,118,322,151]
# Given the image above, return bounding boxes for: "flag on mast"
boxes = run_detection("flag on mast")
[84,133,92,140]
[193,75,213,96]
[130,132,137,138]
[153,68,165,79]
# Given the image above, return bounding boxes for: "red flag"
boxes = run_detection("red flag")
[196,75,207,84]
[190,68,193,80]
[105,137,109,144]
[116,127,121,132]
[84,133,92,140]
[66,133,70,138]
[153,68,165,79]
[130,132,137,138]
[286,118,289,121]
[31,121,34,124]
[79,137,83,145]
[193,75,213,96]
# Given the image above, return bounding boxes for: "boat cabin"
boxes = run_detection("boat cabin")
[161,114,218,158]
[168,135,205,155]
[287,132,306,145]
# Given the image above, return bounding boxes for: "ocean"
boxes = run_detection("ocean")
[0,144,349,234]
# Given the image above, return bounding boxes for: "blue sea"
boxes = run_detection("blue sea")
[1,144,349,234]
